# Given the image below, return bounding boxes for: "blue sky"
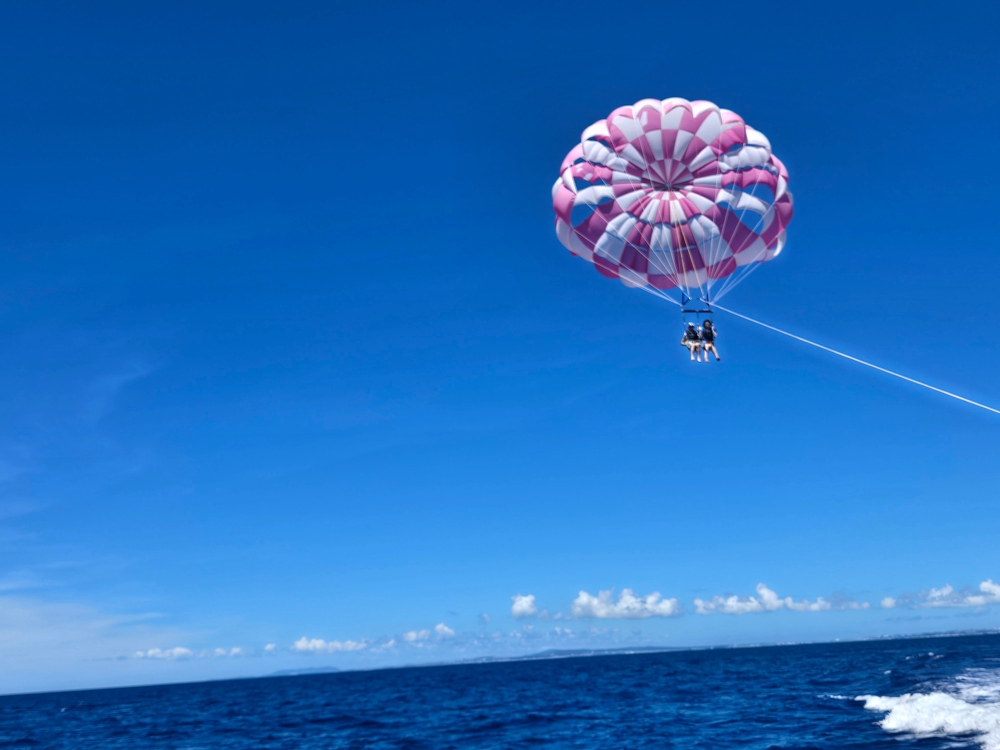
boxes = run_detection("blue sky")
[2,0,1000,694]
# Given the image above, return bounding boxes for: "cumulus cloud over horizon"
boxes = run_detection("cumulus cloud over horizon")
[882,579,1000,609]
[571,589,680,619]
[133,647,194,660]
[926,580,1000,608]
[695,583,869,615]
[117,578,1000,670]
[511,594,537,619]
[292,637,368,653]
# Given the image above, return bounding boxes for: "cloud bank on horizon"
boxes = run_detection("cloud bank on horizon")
[244,576,998,669]
[881,579,1000,610]
[5,576,1000,687]
[694,583,869,615]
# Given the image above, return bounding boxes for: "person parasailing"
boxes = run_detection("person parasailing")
[552,97,794,366]
[701,319,720,361]
[681,322,703,362]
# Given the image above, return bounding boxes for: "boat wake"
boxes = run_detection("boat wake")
[859,667,1000,749]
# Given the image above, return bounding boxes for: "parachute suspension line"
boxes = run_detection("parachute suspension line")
[713,183,782,302]
[623,111,689,299]
[584,171,681,299]
[629,278,681,306]
[710,236,769,301]
[708,159,780,302]
[679,223,709,305]
[710,205,773,301]
[706,150,777,304]
[628,117,681,293]
[712,303,1000,416]
[614,108,707,303]
[571,142,675,290]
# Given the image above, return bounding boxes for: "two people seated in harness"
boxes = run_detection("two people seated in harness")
[680,320,721,362]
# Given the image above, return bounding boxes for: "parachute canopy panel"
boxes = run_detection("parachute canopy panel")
[553,98,793,303]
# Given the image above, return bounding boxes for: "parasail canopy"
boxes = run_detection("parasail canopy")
[553,98,793,304]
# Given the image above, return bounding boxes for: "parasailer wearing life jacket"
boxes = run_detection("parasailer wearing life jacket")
[701,320,720,361]
[681,323,702,362]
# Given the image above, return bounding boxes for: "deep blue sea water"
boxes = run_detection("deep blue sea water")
[3,633,1000,749]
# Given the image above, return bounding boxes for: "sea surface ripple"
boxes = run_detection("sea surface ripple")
[2,633,999,749]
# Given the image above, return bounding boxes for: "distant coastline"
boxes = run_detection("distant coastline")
[370,627,1000,673]
[6,629,1000,699]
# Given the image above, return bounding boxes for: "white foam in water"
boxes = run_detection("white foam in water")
[858,669,1000,750]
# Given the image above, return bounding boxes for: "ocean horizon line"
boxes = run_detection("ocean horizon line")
[6,627,999,700]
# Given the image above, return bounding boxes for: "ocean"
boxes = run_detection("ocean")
[2,633,999,749]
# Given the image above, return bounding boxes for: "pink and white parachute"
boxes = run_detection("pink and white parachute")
[553,98,793,303]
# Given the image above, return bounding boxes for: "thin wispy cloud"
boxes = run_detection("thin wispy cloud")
[85,361,157,424]
[0,595,186,671]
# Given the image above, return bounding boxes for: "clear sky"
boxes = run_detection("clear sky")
[2,0,999,694]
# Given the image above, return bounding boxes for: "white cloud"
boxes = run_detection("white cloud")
[403,629,430,642]
[968,579,1000,606]
[264,643,276,652]
[479,613,491,625]
[881,579,1000,610]
[291,637,368,653]
[915,579,1000,609]
[511,594,537,619]
[435,623,455,638]
[571,589,680,619]
[134,647,194,660]
[695,583,868,615]
[926,585,954,605]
